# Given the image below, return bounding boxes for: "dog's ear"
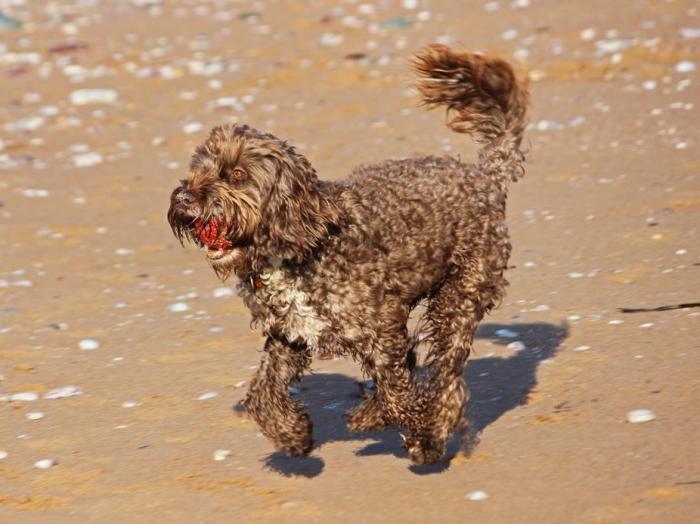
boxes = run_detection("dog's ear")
[256,148,339,264]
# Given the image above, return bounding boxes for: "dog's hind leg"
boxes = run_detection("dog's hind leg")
[405,263,504,465]
[244,336,313,456]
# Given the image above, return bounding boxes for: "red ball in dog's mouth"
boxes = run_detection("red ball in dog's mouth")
[194,217,233,259]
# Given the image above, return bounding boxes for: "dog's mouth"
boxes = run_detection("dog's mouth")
[194,216,234,260]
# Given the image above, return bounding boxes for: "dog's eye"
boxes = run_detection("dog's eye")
[221,166,247,183]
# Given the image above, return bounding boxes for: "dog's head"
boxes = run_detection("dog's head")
[168,123,338,280]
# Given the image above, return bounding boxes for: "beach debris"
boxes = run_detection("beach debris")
[0,13,22,31]
[619,302,700,313]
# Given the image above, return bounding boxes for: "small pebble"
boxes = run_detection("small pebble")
[573,345,590,352]
[213,449,232,461]
[168,302,189,313]
[465,490,489,501]
[626,409,655,423]
[78,339,100,351]
[675,249,687,255]
[639,323,654,328]
[212,287,234,298]
[608,319,624,325]
[495,328,518,338]
[182,122,203,135]
[70,89,118,105]
[26,411,44,420]
[501,29,518,41]
[580,28,596,41]
[122,401,139,408]
[0,451,7,460]
[567,272,584,279]
[675,61,696,73]
[319,33,344,47]
[34,458,58,469]
[507,341,526,351]
[73,152,103,168]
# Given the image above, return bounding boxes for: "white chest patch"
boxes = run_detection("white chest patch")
[241,265,328,352]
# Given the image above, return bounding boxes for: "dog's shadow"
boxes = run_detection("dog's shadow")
[261,321,568,477]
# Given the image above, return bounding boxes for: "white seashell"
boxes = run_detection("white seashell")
[34,458,58,469]
[197,392,218,401]
[10,392,38,402]
[627,409,655,423]
[44,386,83,399]
[507,341,526,351]
[78,339,100,351]
[675,60,696,73]
[465,490,489,501]
[27,412,45,420]
[70,89,118,105]
[168,302,189,313]
[213,449,231,461]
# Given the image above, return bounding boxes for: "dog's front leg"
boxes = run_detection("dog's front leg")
[243,336,313,456]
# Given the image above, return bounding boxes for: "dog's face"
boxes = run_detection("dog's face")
[168,123,337,280]
[168,124,279,278]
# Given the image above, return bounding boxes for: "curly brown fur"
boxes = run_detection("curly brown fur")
[167,44,529,466]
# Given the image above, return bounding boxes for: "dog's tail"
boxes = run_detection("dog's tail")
[413,44,529,183]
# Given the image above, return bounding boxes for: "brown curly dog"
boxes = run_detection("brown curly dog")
[167,44,529,465]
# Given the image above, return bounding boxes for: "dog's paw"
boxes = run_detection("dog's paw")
[273,413,314,457]
[280,434,314,457]
[401,434,445,466]
[346,398,386,432]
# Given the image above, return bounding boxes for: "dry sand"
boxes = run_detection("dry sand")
[1,0,699,522]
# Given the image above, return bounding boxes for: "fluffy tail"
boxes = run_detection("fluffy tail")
[413,44,529,182]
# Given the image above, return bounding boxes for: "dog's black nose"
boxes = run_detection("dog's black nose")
[175,189,195,205]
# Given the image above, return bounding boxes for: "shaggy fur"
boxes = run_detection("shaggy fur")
[167,44,529,465]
